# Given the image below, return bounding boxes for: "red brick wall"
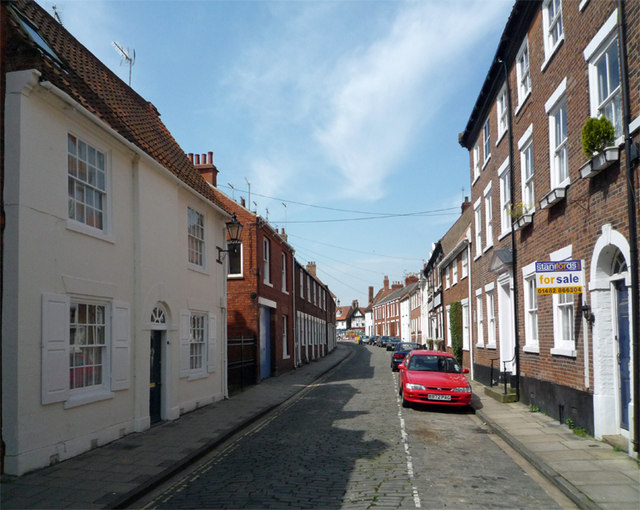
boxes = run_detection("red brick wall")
[467,0,639,394]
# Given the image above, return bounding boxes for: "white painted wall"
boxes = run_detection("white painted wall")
[2,71,228,475]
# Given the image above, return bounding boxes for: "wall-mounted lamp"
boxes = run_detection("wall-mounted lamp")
[216,213,243,264]
[581,304,595,324]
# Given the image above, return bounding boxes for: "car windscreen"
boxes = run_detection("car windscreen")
[397,343,416,351]
[407,355,462,373]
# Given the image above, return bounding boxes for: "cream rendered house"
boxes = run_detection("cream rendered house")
[2,0,231,475]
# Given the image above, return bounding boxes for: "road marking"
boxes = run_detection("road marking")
[393,373,422,508]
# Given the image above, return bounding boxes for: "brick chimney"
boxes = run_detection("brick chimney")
[190,151,219,187]
[383,276,389,290]
[405,275,418,286]
[306,261,317,277]
[461,196,471,213]
[280,228,288,242]
[368,286,374,305]
[352,299,358,309]
[392,281,403,290]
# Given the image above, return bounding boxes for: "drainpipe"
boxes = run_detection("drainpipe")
[617,0,640,452]
[467,235,475,379]
[498,57,521,402]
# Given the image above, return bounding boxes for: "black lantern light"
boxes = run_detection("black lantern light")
[217,213,243,263]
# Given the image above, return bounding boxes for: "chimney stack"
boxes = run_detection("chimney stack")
[368,286,374,305]
[461,196,471,213]
[306,261,317,277]
[280,228,288,242]
[383,275,389,290]
[190,151,219,187]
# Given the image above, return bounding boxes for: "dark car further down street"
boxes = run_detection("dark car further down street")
[390,342,422,371]
[398,350,472,408]
[385,337,401,351]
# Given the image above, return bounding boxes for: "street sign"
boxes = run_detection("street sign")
[535,260,584,295]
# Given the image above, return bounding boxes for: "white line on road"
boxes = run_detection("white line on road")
[393,373,422,508]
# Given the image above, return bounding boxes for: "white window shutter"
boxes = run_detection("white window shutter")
[180,312,191,378]
[42,293,70,404]
[207,314,217,373]
[111,301,131,391]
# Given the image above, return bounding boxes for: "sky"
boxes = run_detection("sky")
[36,0,515,307]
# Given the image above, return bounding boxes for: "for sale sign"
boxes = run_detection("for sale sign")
[535,260,584,295]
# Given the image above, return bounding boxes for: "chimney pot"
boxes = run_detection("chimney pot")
[208,151,213,164]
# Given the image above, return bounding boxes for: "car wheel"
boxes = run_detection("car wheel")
[401,390,410,408]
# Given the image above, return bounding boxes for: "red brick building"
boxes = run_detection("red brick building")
[439,200,473,369]
[194,155,296,389]
[295,260,336,364]
[459,0,639,453]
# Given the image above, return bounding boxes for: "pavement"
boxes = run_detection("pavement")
[1,343,638,510]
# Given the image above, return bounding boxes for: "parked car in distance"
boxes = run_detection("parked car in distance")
[390,342,422,371]
[358,335,370,345]
[378,335,391,348]
[386,337,401,351]
[368,336,379,346]
[398,350,471,408]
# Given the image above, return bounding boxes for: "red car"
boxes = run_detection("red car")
[398,350,471,408]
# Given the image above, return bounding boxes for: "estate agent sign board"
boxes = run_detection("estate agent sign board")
[535,260,584,295]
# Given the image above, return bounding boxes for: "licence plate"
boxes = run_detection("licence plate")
[427,394,451,401]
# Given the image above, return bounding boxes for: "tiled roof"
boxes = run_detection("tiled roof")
[6,0,229,214]
[335,306,350,321]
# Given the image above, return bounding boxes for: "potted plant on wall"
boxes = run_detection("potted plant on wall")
[509,201,533,229]
[579,116,619,179]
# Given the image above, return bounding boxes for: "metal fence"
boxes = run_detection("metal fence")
[227,337,257,395]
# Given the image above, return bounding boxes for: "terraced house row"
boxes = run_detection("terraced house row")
[0,0,336,476]
[366,0,639,458]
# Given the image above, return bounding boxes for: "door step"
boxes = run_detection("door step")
[484,385,518,403]
[602,435,628,451]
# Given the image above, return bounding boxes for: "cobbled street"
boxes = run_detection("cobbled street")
[138,344,563,509]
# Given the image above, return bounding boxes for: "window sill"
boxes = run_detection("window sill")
[474,253,482,262]
[263,281,273,288]
[541,37,564,72]
[188,371,209,382]
[550,347,577,358]
[282,290,289,295]
[498,230,511,241]
[188,264,209,276]
[483,243,494,254]
[66,220,114,244]
[64,389,114,409]
[515,91,531,116]
[523,344,540,354]
[486,343,497,350]
[228,274,244,279]
[496,129,507,147]
[472,174,480,186]
[482,155,492,171]
[476,343,485,349]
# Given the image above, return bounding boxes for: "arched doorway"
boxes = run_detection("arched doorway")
[590,225,632,445]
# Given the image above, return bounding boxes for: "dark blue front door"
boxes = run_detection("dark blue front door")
[150,331,162,424]
[615,280,630,431]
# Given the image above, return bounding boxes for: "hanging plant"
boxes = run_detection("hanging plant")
[581,116,615,158]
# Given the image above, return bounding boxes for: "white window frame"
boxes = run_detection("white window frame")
[496,84,508,142]
[541,0,564,69]
[281,253,287,293]
[474,198,482,258]
[67,133,111,239]
[515,37,531,111]
[545,78,569,189]
[187,207,206,269]
[227,242,243,278]
[462,299,469,351]
[498,157,511,238]
[473,144,481,183]
[300,271,304,298]
[461,249,468,279]
[584,10,623,140]
[263,238,271,285]
[69,300,109,393]
[483,118,491,165]
[445,267,451,289]
[446,304,451,348]
[484,183,493,251]
[550,245,576,357]
[452,260,458,285]
[283,315,290,359]
[475,289,484,347]
[518,124,535,213]
[522,261,539,353]
[485,284,496,349]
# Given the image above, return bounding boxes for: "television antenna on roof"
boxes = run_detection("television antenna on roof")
[112,41,135,86]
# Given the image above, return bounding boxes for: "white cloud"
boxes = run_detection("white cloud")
[315,0,512,201]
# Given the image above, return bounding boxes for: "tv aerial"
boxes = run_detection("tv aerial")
[112,41,135,86]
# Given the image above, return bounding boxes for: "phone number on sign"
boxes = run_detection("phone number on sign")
[537,286,583,295]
